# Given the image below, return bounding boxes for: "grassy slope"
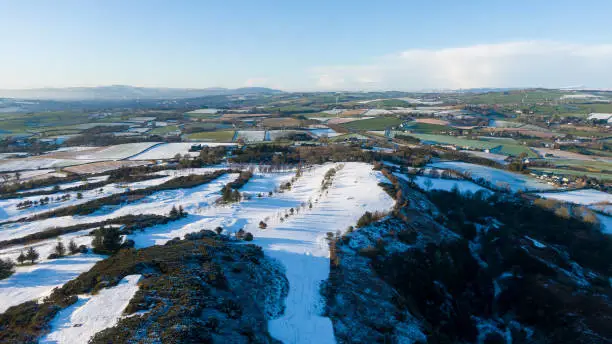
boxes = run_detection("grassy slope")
[187,130,235,142]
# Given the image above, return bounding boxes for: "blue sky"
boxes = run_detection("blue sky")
[1,0,612,90]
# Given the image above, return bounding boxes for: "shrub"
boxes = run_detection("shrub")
[0,258,15,280]
[244,233,254,241]
[356,211,387,228]
[235,229,246,240]
[258,221,267,229]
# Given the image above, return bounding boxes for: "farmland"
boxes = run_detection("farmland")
[186,130,235,142]
[340,117,403,130]
[0,87,610,343]
[406,133,538,157]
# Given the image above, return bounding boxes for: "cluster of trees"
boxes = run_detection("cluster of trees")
[16,194,75,209]
[46,239,85,260]
[174,146,228,168]
[279,167,304,193]
[93,205,187,255]
[221,186,242,203]
[321,167,337,191]
[220,171,253,203]
[15,247,40,265]
[235,229,254,241]
[65,132,178,147]
[92,226,124,255]
[0,137,58,155]
[169,205,187,220]
[229,144,380,166]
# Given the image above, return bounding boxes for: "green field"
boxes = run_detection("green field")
[548,159,612,172]
[530,167,612,181]
[149,125,179,135]
[461,90,564,105]
[405,133,538,157]
[494,145,537,157]
[478,136,518,144]
[341,117,403,130]
[185,112,221,120]
[404,122,456,134]
[187,130,235,142]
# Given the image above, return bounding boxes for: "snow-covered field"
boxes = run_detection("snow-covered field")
[362,109,392,116]
[71,142,159,160]
[235,130,265,142]
[124,163,394,343]
[0,158,85,172]
[0,143,158,173]
[0,169,66,184]
[62,160,150,175]
[394,173,491,194]
[428,161,555,192]
[0,252,104,313]
[0,163,394,342]
[40,275,141,344]
[308,128,341,138]
[460,150,510,165]
[0,174,175,224]
[536,189,611,205]
[0,169,229,240]
[128,142,235,160]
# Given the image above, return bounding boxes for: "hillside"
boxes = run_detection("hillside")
[324,175,612,343]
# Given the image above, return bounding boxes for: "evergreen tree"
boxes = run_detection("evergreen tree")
[25,247,39,264]
[54,241,66,257]
[17,251,26,265]
[178,205,185,217]
[169,205,179,219]
[68,239,79,254]
[92,226,123,254]
[92,226,104,251]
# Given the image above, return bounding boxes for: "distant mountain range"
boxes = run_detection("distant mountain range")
[0,85,283,101]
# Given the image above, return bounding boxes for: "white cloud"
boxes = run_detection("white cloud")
[309,41,612,91]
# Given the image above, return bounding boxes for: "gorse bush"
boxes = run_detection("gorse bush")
[356,211,387,228]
